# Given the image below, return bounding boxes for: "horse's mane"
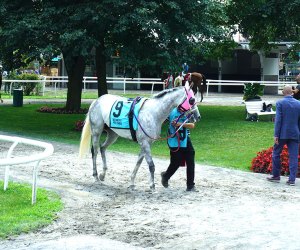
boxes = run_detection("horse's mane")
[153,87,181,99]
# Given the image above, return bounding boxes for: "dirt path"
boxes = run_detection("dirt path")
[1,141,300,250]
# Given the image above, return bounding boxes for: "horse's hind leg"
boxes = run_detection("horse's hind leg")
[91,132,101,181]
[129,150,144,189]
[99,128,118,181]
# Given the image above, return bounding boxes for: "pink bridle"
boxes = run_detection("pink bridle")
[178,85,196,113]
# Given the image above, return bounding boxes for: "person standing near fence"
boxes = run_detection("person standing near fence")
[0,66,3,103]
[267,85,300,186]
[174,72,183,87]
[164,72,174,89]
[292,74,300,100]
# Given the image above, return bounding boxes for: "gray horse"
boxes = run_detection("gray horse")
[79,82,200,190]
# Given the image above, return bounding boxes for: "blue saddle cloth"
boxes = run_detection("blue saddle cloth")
[109,97,145,130]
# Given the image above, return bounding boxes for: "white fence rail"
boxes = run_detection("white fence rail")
[0,135,54,204]
[2,76,165,97]
[1,76,297,98]
[206,79,297,97]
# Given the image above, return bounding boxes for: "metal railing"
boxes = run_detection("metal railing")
[0,135,54,204]
[2,76,298,98]
[2,76,165,97]
[205,79,297,97]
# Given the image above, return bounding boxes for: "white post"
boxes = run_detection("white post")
[4,166,9,190]
[54,82,57,97]
[83,77,86,92]
[32,161,40,204]
[42,77,46,96]
[218,59,222,93]
[123,77,126,94]
[206,80,210,97]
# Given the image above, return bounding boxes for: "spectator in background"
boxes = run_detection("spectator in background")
[0,66,3,103]
[182,63,189,74]
[174,72,183,87]
[292,74,300,100]
[267,85,300,186]
[164,72,174,89]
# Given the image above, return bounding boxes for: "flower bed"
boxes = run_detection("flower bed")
[37,106,88,114]
[251,145,300,177]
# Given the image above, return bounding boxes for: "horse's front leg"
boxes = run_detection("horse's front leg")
[129,150,144,190]
[142,143,155,190]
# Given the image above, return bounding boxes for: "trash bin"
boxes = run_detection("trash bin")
[13,89,23,107]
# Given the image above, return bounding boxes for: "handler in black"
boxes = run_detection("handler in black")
[161,107,197,191]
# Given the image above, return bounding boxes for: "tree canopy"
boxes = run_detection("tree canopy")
[227,0,300,54]
[0,0,234,110]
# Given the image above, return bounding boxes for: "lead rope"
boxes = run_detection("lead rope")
[133,111,192,141]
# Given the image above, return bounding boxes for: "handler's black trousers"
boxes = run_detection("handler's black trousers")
[164,138,195,188]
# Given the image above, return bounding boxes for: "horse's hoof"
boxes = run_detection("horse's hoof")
[94,176,99,182]
[150,184,155,190]
[99,174,105,181]
[128,185,135,190]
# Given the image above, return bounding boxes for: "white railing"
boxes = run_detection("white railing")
[206,79,297,97]
[2,76,165,97]
[0,135,54,204]
[2,77,297,98]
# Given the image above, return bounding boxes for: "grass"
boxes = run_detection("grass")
[0,89,152,100]
[0,103,275,171]
[0,180,63,239]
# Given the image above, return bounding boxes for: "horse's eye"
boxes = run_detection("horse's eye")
[189,97,195,105]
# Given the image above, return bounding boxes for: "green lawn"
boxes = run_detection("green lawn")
[0,103,274,171]
[0,181,63,239]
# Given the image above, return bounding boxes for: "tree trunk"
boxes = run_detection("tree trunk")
[95,37,108,97]
[63,54,85,111]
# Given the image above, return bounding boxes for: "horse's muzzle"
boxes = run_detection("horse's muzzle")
[187,106,201,123]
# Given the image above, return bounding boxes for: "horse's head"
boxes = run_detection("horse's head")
[178,82,201,123]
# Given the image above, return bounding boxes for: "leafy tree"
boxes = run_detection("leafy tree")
[0,0,233,110]
[227,0,300,54]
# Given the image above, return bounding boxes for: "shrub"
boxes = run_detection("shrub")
[251,145,300,177]
[243,82,264,101]
[16,73,41,96]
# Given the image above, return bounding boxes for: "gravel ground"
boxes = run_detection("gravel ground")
[1,93,298,250]
[1,139,300,250]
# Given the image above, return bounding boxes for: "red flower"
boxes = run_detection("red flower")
[250,145,300,177]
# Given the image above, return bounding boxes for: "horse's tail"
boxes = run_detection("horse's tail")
[79,114,92,158]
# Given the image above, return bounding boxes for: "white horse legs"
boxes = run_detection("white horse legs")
[129,151,144,189]
[129,142,155,190]
[142,143,155,190]
[99,129,118,181]
[91,133,101,181]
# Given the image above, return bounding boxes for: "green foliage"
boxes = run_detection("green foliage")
[243,83,265,101]
[0,104,274,171]
[227,0,300,52]
[0,181,63,239]
[15,73,41,96]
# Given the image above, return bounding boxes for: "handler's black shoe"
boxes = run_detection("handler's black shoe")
[267,176,280,183]
[186,186,198,192]
[286,180,295,186]
[161,172,169,188]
